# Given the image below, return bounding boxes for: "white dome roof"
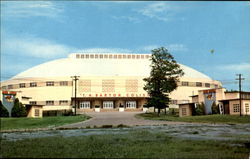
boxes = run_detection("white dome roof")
[13,53,211,79]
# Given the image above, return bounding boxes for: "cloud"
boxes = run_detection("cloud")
[218,63,250,71]
[112,16,141,23]
[138,44,188,52]
[76,48,133,53]
[2,35,74,59]
[137,2,180,22]
[1,1,63,18]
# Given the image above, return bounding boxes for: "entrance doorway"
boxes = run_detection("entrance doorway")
[126,101,136,109]
[103,101,114,109]
[80,101,91,109]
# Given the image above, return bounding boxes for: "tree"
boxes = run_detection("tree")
[195,102,205,115]
[143,47,184,116]
[0,101,9,117]
[211,102,219,114]
[11,98,27,117]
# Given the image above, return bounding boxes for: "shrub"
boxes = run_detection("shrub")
[0,101,9,117]
[195,103,205,115]
[169,108,179,116]
[11,98,27,117]
[212,102,220,114]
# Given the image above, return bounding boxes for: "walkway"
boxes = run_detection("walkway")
[58,112,186,129]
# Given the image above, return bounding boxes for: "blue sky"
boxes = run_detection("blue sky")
[1,1,250,91]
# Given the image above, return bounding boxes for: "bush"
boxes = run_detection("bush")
[0,101,9,117]
[212,102,220,114]
[195,103,205,115]
[11,98,27,117]
[169,108,179,116]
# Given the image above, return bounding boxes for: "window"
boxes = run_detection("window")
[8,85,13,89]
[181,81,189,86]
[126,101,136,108]
[103,101,114,109]
[100,54,103,58]
[59,100,68,105]
[196,82,202,87]
[30,82,37,87]
[245,103,249,113]
[46,81,54,86]
[90,54,94,58]
[182,108,187,116]
[30,101,37,105]
[205,83,210,88]
[85,54,89,58]
[95,54,98,58]
[170,100,178,105]
[19,83,26,88]
[123,55,126,59]
[136,55,140,59]
[109,55,113,59]
[76,54,80,59]
[2,86,7,90]
[46,101,54,105]
[104,55,108,59]
[141,55,144,59]
[132,55,135,59]
[80,101,90,109]
[35,109,40,117]
[214,84,218,88]
[114,55,117,59]
[81,54,84,58]
[233,104,240,112]
[60,81,68,86]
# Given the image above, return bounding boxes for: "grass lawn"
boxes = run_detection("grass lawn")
[137,113,250,124]
[1,130,249,158]
[0,115,90,131]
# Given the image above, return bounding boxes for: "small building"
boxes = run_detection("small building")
[1,90,44,117]
[179,103,195,117]
[219,98,250,116]
[26,104,43,118]
[179,88,250,116]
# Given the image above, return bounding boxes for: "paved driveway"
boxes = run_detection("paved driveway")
[58,112,186,129]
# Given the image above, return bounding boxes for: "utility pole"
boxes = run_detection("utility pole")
[71,76,80,116]
[236,74,244,116]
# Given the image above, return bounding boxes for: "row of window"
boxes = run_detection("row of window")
[4,81,69,89]
[233,103,250,113]
[30,100,69,106]
[3,81,217,90]
[181,81,218,88]
[76,54,151,59]
[79,101,137,109]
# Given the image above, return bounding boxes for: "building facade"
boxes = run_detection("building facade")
[179,88,250,117]
[1,53,222,114]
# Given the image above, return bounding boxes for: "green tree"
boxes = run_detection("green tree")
[11,98,27,117]
[211,102,219,114]
[195,103,205,115]
[0,101,9,117]
[143,47,184,116]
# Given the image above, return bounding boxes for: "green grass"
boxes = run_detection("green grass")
[1,130,249,158]
[0,115,90,131]
[137,113,250,124]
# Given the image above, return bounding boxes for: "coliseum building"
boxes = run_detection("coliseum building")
[1,53,222,115]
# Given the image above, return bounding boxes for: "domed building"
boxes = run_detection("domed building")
[1,53,222,114]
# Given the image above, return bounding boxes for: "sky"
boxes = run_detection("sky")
[1,1,250,91]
